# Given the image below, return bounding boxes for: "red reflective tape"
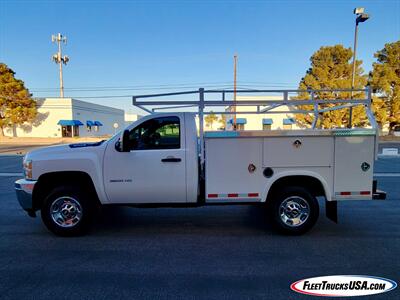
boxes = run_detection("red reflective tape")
[248,193,259,197]
[208,194,218,198]
[228,193,238,198]
[340,192,351,196]
[360,191,371,195]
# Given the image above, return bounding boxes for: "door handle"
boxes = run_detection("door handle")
[161,157,181,162]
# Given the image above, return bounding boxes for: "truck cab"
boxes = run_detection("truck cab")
[103,113,199,204]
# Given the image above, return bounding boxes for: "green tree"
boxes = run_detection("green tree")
[369,41,400,134]
[0,63,37,136]
[205,111,218,129]
[295,45,368,128]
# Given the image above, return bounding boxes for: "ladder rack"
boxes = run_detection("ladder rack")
[132,87,376,168]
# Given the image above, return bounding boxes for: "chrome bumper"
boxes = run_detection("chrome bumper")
[15,179,37,217]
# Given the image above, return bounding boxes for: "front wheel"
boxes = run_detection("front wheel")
[41,186,94,236]
[270,186,319,235]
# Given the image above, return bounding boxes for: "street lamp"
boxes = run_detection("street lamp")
[349,7,369,127]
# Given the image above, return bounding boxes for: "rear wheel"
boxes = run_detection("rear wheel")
[270,186,319,235]
[41,186,94,236]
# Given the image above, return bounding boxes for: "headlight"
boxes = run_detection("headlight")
[23,159,33,179]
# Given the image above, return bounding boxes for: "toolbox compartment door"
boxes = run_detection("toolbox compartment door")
[333,136,375,200]
[263,137,333,167]
[205,137,265,201]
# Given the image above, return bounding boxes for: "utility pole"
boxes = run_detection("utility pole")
[52,33,69,98]
[233,54,238,130]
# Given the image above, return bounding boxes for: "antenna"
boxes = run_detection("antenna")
[51,33,69,98]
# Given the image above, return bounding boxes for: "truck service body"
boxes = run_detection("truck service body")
[15,88,386,236]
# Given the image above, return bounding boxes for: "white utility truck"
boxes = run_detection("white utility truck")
[15,88,386,236]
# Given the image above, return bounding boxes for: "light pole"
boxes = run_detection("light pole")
[52,33,70,98]
[348,8,369,127]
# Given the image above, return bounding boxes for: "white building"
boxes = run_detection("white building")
[4,98,125,138]
[225,95,301,131]
[124,113,143,128]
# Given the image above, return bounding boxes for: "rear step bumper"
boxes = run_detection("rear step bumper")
[373,190,386,200]
[373,180,386,200]
[327,179,386,223]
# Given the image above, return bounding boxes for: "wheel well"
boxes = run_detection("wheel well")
[32,171,100,210]
[266,175,326,202]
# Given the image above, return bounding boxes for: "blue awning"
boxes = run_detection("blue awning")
[94,121,103,126]
[58,120,83,126]
[283,118,295,125]
[262,118,273,125]
[86,120,95,126]
[228,118,247,125]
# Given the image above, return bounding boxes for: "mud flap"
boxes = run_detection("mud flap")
[326,200,338,223]
[373,179,386,200]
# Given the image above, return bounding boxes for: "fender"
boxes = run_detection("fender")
[260,169,332,202]
[26,143,110,204]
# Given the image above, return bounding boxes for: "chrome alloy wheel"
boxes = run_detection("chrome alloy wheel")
[50,196,83,228]
[279,196,310,227]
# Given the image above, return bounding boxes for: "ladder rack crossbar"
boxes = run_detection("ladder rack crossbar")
[133,99,369,106]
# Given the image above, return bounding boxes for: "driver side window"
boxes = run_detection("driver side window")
[127,116,180,151]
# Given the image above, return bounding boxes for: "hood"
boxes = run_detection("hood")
[25,140,106,161]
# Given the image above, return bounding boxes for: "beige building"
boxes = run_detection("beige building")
[225,95,300,131]
[124,113,143,128]
[4,98,125,138]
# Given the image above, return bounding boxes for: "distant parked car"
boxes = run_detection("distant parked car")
[394,125,400,137]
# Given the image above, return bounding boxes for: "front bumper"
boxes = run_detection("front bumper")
[15,179,37,217]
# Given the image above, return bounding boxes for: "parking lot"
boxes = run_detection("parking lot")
[0,154,399,299]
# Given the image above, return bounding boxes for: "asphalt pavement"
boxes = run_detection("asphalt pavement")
[0,155,399,299]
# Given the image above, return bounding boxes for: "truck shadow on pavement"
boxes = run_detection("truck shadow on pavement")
[94,205,279,236]
[88,198,398,238]
[90,204,358,238]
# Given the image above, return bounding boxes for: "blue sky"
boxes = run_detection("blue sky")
[1,0,399,114]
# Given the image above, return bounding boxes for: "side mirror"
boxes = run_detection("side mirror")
[120,129,130,152]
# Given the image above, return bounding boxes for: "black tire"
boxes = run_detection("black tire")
[269,186,319,235]
[41,186,94,236]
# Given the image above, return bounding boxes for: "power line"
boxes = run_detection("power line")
[30,81,296,92]
[32,86,299,99]
[31,81,235,91]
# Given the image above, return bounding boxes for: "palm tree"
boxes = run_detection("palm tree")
[205,112,218,130]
